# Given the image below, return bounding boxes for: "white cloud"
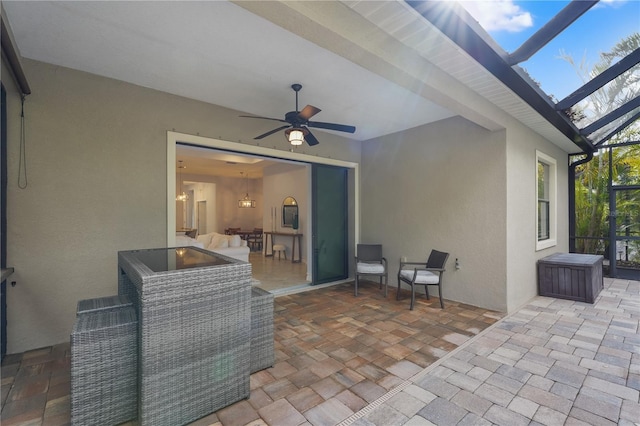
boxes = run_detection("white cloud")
[596,0,627,8]
[458,0,533,32]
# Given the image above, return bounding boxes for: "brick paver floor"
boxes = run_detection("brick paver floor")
[344,277,639,426]
[1,281,501,425]
[2,278,638,425]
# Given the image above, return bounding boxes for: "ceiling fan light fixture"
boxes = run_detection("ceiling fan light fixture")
[286,128,305,146]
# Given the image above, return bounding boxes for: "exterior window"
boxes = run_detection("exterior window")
[536,151,557,250]
[538,162,550,240]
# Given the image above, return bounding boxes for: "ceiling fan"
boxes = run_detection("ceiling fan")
[240,83,356,146]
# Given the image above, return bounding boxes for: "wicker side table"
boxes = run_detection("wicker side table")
[71,307,138,426]
[251,287,274,373]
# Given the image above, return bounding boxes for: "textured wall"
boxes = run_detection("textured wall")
[361,116,508,311]
[505,125,569,312]
[3,58,571,353]
[3,60,357,353]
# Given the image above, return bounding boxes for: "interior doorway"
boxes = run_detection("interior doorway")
[167,131,359,292]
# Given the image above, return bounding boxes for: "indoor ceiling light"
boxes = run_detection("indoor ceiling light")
[176,160,189,202]
[286,128,306,146]
[238,171,256,208]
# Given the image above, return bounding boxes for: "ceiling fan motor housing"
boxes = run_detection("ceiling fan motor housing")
[285,111,303,125]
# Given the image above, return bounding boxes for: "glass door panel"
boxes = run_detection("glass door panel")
[612,188,640,278]
[312,164,348,284]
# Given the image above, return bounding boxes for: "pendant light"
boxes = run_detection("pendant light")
[238,172,256,208]
[176,160,189,202]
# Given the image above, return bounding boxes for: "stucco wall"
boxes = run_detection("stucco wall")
[3,59,359,353]
[505,125,569,312]
[3,57,573,353]
[360,116,508,312]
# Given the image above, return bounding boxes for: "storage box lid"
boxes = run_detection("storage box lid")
[539,253,603,266]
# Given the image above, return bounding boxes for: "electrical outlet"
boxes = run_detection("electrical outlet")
[401,256,407,262]
[455,258,460,270]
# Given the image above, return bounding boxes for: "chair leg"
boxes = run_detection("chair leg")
[396,278,401,301]
[438,284,444,308]
[383,275,388,298]
[410,284,416,310]
[424,285,430,300]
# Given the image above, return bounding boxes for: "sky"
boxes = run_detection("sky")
[456,0,640,100]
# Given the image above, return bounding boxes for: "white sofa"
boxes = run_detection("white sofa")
[175,232,250,262]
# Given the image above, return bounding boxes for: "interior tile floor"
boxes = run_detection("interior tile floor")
[249,252,309,292]
[2,277,638,426]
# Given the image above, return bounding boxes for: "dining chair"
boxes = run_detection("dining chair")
[248,228,263,251]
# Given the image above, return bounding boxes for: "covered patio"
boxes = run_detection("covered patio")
[2,277,638,425]
[1,1,638,424]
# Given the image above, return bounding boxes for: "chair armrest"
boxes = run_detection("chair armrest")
[424,267,445,272]
[399,261,425,269]
[411,267,445,273]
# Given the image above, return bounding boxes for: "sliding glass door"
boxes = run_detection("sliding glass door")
[312,164,348,284]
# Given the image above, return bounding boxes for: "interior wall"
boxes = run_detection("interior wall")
[175,172,264,234]
[360,116,508,312]
[3,59,360,354]
[182,181,216,235]
[217,175,263,232]
[262,163,308,262]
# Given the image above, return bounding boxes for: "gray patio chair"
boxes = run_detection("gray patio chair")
[397,249,449,310]
[354,244,388,297]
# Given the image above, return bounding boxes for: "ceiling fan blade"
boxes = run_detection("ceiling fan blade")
[308,121,356,133]
[298,105,321,121]
[304,128,320,146]
[254,125,291,140]
[239,115,288,124]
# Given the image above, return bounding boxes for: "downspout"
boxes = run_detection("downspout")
[568,151,594,253]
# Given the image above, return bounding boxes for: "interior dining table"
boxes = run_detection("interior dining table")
[234,230,254,239]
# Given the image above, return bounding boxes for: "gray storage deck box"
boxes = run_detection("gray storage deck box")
[537,253,603,303]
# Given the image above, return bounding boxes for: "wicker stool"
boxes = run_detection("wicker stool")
[250,287,274,373]
[76,295,133,315]
[71,307,138,426]
[272,244,287,260]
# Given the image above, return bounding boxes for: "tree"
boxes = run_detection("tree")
[565,33,640,265]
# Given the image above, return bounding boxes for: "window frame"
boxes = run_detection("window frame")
[536,150,557,251]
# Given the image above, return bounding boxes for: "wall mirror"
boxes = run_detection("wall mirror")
[282,196,298,228]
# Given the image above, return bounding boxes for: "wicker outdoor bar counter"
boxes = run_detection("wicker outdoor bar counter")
[118,247,252,426]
